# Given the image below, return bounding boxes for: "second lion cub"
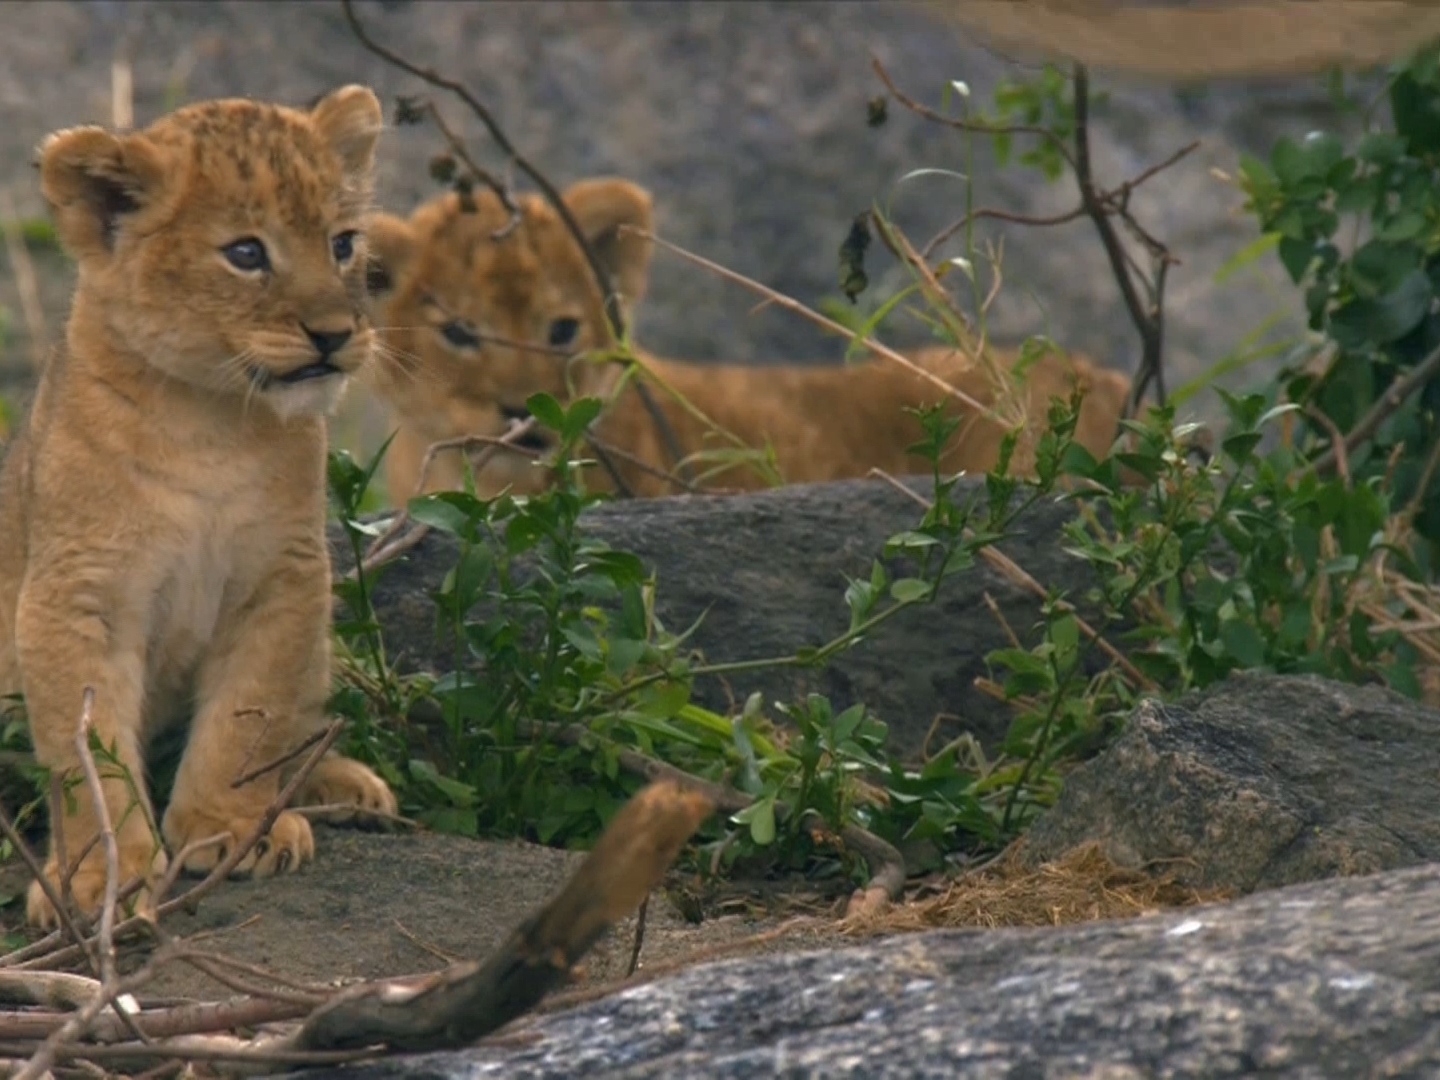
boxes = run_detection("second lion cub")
[0,87,398,928]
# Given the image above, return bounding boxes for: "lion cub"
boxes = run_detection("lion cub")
[0,87,398,928]
[363,180,1132,503]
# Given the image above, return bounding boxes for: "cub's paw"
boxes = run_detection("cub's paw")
[162,804,315,878]
[295,754,398,827]
[26,842,167,930]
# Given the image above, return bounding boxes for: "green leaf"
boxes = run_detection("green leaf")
[890,578,932,603]
[561,396,604,443]
[526,392,567,433]
[1219,619,1267,668]
[732,797,777,846]
[408,492,484,538]
[1329,269,1433,345]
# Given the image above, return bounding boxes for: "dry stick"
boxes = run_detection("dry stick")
[14,692,127,1080]
[624,227,1004,428]
[1304,404,1351,486]
[0,188,50,371]
[355,418,542,579]
[625,894,649,978]
[19,721,346,974]
[415,98,520,237]
[0,805,97,975]
[867,468,1158,692]
[1071,65,1173,419]
[583,431,735,496]
[1311,339,1440,477]
[291,780,715,1054]
[340,0,688,489]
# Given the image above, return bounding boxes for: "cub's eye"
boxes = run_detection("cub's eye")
[548,317,580,348]
[332,230,359,263]
[221,237,269,273]
[440,321,481,349]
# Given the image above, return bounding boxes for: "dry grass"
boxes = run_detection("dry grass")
[842,841,1231,937]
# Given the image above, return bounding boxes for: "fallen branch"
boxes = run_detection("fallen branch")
[291,779,714,1053]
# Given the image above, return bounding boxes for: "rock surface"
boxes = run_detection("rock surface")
[338,475,1103,759]
[1024,671,1440,894]
[293,858,1440,1079]
[0,0,1378,418]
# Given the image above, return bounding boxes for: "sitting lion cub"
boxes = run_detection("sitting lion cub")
[364,180,1132,504]
[0,87,398,928]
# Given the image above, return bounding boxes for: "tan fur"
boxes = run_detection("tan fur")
[365,181,1132,503]
[0,87,398,928]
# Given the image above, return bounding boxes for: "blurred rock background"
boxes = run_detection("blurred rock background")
[0,0,1376,455]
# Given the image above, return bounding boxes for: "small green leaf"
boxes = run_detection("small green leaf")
[526,392,567,432]
[1219,619,1267,668]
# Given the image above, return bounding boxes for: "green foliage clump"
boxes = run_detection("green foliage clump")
[1238,43,1440,557]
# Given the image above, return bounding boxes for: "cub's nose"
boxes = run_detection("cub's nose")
[302,324,353,358]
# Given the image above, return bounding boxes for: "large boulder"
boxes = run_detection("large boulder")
[293,857,1440,1079]
[1024,672,1440,894]
[337,475,1102,759]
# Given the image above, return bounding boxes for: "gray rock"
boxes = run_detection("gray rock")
[0,0,1376,414]
[290,858,1440,1079]
[1024,672,1440,894]
[336,475,1103,759]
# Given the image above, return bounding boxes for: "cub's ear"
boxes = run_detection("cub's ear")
[37,125,168,262]
[562,178,655,311]
[310,84,384,180]
[364,211,418,298]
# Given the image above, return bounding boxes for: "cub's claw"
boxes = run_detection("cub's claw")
[295,754,398,827]
[162,805,315,878]
[25,843,167,930]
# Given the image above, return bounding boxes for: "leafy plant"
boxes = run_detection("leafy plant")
[1237,41,1440,558]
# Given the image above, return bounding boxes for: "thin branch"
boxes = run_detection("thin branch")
[623,226,1005,426]
[1072,65,1168,419]
[871,56,1076,172]
[340,0,691,486]
[1311,339,1440,477]
[868,468,1158,692]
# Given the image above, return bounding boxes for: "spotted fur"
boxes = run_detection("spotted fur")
[0,87,398,929]
[366,180,1133,502]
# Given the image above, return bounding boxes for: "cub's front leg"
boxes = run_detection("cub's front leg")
[16,572,168,930]
[162,544,395,877]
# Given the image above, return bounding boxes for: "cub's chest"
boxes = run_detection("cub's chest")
[147,496,288,664]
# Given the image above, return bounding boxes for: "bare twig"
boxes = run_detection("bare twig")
[1311,339,1440,477]
[1071,65,1172,419]
[1304,404,1351,486]
[867,468,1158,691]
[626,894,649,978]
[0,804,96,973]
[15,692,129,1080]
[17,721,345,974]
[624,226,1004,426]
[870,55,1075,171]
[339,0,691,485]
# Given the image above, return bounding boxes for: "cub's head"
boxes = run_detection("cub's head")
[364,178,653,440]
[38,85,384,420]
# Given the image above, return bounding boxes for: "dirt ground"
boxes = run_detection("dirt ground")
[0,825,833,1004]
